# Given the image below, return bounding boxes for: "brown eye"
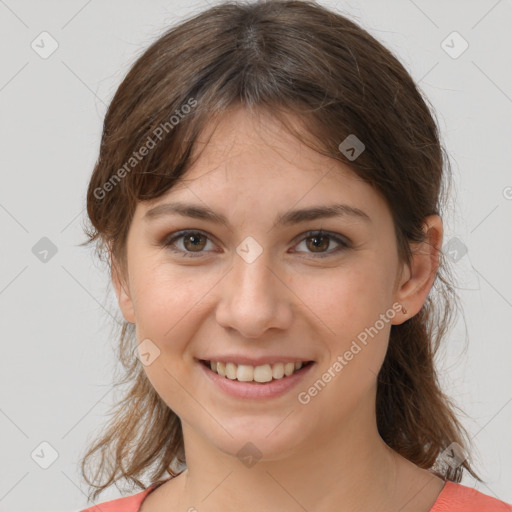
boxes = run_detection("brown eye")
[163,230,216,257]
[305,234,330,253]
[294,230,350,258]
[182,233,207,252]
[162,229,349,259]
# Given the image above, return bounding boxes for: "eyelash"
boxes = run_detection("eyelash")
[161,229,350,259]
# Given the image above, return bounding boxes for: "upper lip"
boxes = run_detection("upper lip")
[198,356,314,366]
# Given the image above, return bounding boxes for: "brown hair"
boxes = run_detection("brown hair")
[80,0,482,502]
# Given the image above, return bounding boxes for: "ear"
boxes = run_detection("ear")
[391,214,443,324]
[110,252,136,324]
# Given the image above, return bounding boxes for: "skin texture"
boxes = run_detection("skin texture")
[112,106,446,512]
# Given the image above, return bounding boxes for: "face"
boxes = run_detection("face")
[113,106,413,461]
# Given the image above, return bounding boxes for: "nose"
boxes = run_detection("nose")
[215,249,293,338]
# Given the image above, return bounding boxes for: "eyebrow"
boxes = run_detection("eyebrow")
[143,201,372,227]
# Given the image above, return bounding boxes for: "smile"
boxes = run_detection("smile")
[198,358,316,400]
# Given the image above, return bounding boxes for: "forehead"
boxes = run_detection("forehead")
[168,107,367,195]
[136,106,391,227]
[186,106,341,177]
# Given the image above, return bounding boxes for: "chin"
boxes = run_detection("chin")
[205,418,310,463]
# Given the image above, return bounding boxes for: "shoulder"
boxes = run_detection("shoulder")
[78,482,159,512]
[431,481,512,512]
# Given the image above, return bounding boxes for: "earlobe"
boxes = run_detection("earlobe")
[392,215,443,324]
[111,255,136,324]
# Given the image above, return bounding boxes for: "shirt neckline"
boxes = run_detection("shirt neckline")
[428,480,449,511]
[138,476,452,511]
[138,477,173,511]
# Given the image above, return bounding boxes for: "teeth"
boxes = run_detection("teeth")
[207,360,307,382]
[272,362,285,379]
[225,362,237,380]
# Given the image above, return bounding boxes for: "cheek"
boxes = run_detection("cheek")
[129,263,222,353]
[131,264,193,324]
[292,263,392,373]
[293,262,390,328]
[129,266,212,412]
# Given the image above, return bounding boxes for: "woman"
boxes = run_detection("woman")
[78,1,512,511]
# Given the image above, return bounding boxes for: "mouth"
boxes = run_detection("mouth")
[199,359,315,384]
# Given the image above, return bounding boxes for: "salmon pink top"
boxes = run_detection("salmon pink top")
[79,478,512,512]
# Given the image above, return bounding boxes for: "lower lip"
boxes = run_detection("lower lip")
[198,360,315,400]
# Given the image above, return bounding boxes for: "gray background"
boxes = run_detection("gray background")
[0,1,511,511]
